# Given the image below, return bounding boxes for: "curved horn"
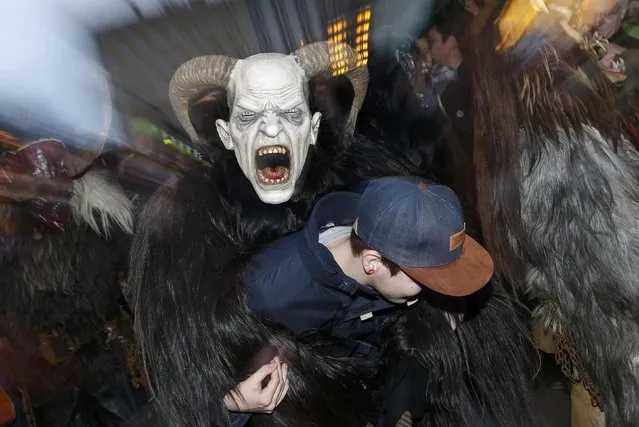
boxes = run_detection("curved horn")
[168,56,239,144]
[292,41,368,136]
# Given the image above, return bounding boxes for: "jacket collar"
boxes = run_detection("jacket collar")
[298,191,363,296]
[298,190,397,317]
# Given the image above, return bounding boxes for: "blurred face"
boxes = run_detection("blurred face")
[427,27,455,66]
[361,250,422,304]
[416,37,433,65]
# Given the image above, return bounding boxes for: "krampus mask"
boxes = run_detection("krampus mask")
[168,42,367,203]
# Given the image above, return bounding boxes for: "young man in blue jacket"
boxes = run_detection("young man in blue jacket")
[223,176,494,424]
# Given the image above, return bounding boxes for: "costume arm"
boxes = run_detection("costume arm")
[129,177,262,427]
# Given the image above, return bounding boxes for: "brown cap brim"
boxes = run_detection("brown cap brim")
[401,234,495,297]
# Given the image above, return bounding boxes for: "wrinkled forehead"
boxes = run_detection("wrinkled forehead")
[230,54,307,107]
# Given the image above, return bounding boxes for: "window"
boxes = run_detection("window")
[327,4,372,76]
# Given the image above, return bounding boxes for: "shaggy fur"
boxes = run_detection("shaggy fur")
[70,169,134,238]
[380,283,539,427]
[470,12,639,426]
[130,131,415,427]
[0,164,141,419]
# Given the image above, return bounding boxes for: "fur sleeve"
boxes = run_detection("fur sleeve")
[128,176,259,427]
[518,129,639,424]
[129,176,381,427]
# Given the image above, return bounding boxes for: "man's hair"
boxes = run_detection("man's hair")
[422,2,474,46]
[349,230,401,276]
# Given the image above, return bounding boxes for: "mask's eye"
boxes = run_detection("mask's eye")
[284,109,303,121]
[238,111,256,122]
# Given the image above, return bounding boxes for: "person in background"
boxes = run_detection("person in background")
[426,4,481,237]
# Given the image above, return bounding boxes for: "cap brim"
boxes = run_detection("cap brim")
[401,234,495,297]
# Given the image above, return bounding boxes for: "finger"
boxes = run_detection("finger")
[277,378,290,406]
[272,362,287,406]
[260,359,282,402]
[266,360,285,407]
[251,359,279,384]
[275,364,290,406]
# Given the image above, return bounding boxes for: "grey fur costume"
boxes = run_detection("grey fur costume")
[520,127,639,425]
[470,14,639,425]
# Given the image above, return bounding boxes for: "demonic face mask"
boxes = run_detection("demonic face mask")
[168,42,369,204]
[215,55,322,204]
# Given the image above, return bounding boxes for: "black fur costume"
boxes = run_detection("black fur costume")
[129,45,539,427]
[470,4,639,426]
[0,131,149,427]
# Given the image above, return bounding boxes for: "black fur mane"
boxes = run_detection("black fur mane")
[130,115,416,427]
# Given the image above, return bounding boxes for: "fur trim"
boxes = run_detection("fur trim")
[70,169,134,237]
[381,284,540,427]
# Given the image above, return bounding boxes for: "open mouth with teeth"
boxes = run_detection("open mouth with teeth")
[255,145,291,185]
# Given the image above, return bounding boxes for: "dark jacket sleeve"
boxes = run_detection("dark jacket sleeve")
[220,411,252,427]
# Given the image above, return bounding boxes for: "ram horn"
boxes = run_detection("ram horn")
[168,55,239,144]
[292,41,368,135]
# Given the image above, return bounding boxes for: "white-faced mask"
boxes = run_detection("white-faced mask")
[168,42,368,204]
[215,55,322,204]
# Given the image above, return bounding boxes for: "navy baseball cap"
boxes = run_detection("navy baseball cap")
[353,176,494,296]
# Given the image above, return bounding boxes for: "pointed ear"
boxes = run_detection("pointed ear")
[309,112,322,146]
[216,119,233,150]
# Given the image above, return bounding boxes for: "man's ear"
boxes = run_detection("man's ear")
[309,112,322,146]
[216,119,233,150]
[362,249,383,276]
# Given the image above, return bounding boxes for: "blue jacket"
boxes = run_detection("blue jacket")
[245,190,396,356]
[227,189,401,426]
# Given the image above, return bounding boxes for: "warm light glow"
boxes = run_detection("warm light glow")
[495,0,603,51]
[354,5,372,67]
[328,18,350,75]
[327,4,372,74]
